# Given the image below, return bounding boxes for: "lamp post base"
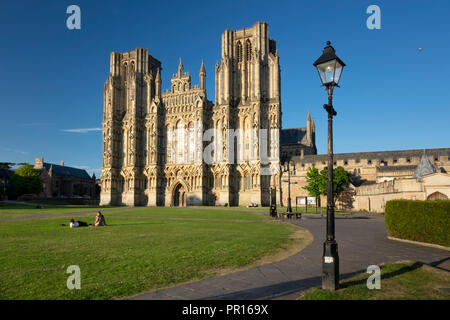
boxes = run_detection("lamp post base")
[322,240,339,290]
[287,197,292,213]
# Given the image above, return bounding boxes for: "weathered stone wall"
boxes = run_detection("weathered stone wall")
[280,148,450,212]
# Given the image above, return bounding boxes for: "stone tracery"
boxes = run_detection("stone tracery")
[100,23,281,207]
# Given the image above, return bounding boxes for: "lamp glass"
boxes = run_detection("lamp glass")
[316,59,344,86]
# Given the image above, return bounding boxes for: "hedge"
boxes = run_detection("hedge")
[385,199,450,247]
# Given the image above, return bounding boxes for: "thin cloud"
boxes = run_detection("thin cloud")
[61,128,102,133]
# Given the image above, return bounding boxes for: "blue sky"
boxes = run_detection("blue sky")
[1,0,449,176]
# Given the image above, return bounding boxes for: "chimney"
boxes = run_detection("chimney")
[60,161,64,166]
[35,158,44,169]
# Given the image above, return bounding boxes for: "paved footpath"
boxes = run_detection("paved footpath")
[129,213,450,300]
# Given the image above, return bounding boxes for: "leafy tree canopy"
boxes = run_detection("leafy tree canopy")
[303,166,350,203]
[0,162,14,169]
[8,164,43,197]
[320,166,350,201]
[302,166,323,199]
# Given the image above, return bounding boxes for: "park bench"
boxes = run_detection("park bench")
[277,212,302,220]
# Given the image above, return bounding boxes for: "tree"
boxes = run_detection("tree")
[319,166,350,203]
[8,164,43,198]
[302,167,325,212]
[0,162,14,169]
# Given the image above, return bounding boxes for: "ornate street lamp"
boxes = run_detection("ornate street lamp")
[283,160,295,213]
[313,41,346,291]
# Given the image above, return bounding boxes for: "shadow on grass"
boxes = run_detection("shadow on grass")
[339,261,423,289]
[202,258,446,300]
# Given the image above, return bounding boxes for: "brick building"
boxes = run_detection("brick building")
[34,158,96,198]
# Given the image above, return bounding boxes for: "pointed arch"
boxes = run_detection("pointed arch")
[236,41,243,62]
[246,39,252,61]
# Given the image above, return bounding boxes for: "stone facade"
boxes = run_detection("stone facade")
[281,148,450,212]
[100,22,283,207]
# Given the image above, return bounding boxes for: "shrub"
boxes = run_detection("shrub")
[385,199,450,247]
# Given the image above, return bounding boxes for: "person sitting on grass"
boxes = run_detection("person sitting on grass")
[94,211,107,227]
[69,219,89,228]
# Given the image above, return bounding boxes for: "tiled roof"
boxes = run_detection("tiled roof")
[42,163,92,180]
[280,128,307,144]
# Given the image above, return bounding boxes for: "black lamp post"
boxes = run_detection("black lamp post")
[283,160,295,213]
[313,41,345,291]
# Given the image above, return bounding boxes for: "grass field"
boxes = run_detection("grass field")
[0,204,301,299]
[0,202,121,218]
[105,207,270,220]
[299,262,450,300]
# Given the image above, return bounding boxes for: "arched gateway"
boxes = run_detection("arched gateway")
[427,191,448,200]
[172,182,187,207]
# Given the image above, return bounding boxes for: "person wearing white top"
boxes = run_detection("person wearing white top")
[69,220,79,228]
[69,219,88,228]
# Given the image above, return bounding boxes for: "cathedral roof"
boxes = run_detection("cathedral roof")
[413,152,436,180]
[280,127,307,144]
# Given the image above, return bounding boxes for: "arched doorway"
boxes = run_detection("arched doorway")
[427,191,448,200]
[172,183,187,207]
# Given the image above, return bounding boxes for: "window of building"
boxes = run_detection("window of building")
[245,175,251,190]
[368,159,372,165]
[344,161,348,165]
[236,41,243,62]
[393,159,397,163]
[407,158,411,163]
[246,39,252,61]
[215,176,222,189]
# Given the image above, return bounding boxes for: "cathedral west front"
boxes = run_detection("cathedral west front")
[100,22,293,207]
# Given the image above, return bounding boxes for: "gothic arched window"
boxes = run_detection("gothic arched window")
[123,63,129,82]
[236,41,243,62]
[188,122,195,163]
[166,125,173,164]
[176,121,184,163]
[246,39,252,61]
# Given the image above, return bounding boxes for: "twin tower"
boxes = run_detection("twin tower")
[100,22,282,207]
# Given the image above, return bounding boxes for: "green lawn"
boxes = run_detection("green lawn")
[0,203,120,218]
[299,262,450,300]
[106,207,271,220]
[0,206,299,299]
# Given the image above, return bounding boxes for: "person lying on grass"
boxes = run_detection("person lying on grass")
[94,211,107,227]
[69,219,89,228]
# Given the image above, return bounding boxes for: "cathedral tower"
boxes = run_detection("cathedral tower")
[214,22,281,206]
[100,48,162,206]
[100,23,282,207]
